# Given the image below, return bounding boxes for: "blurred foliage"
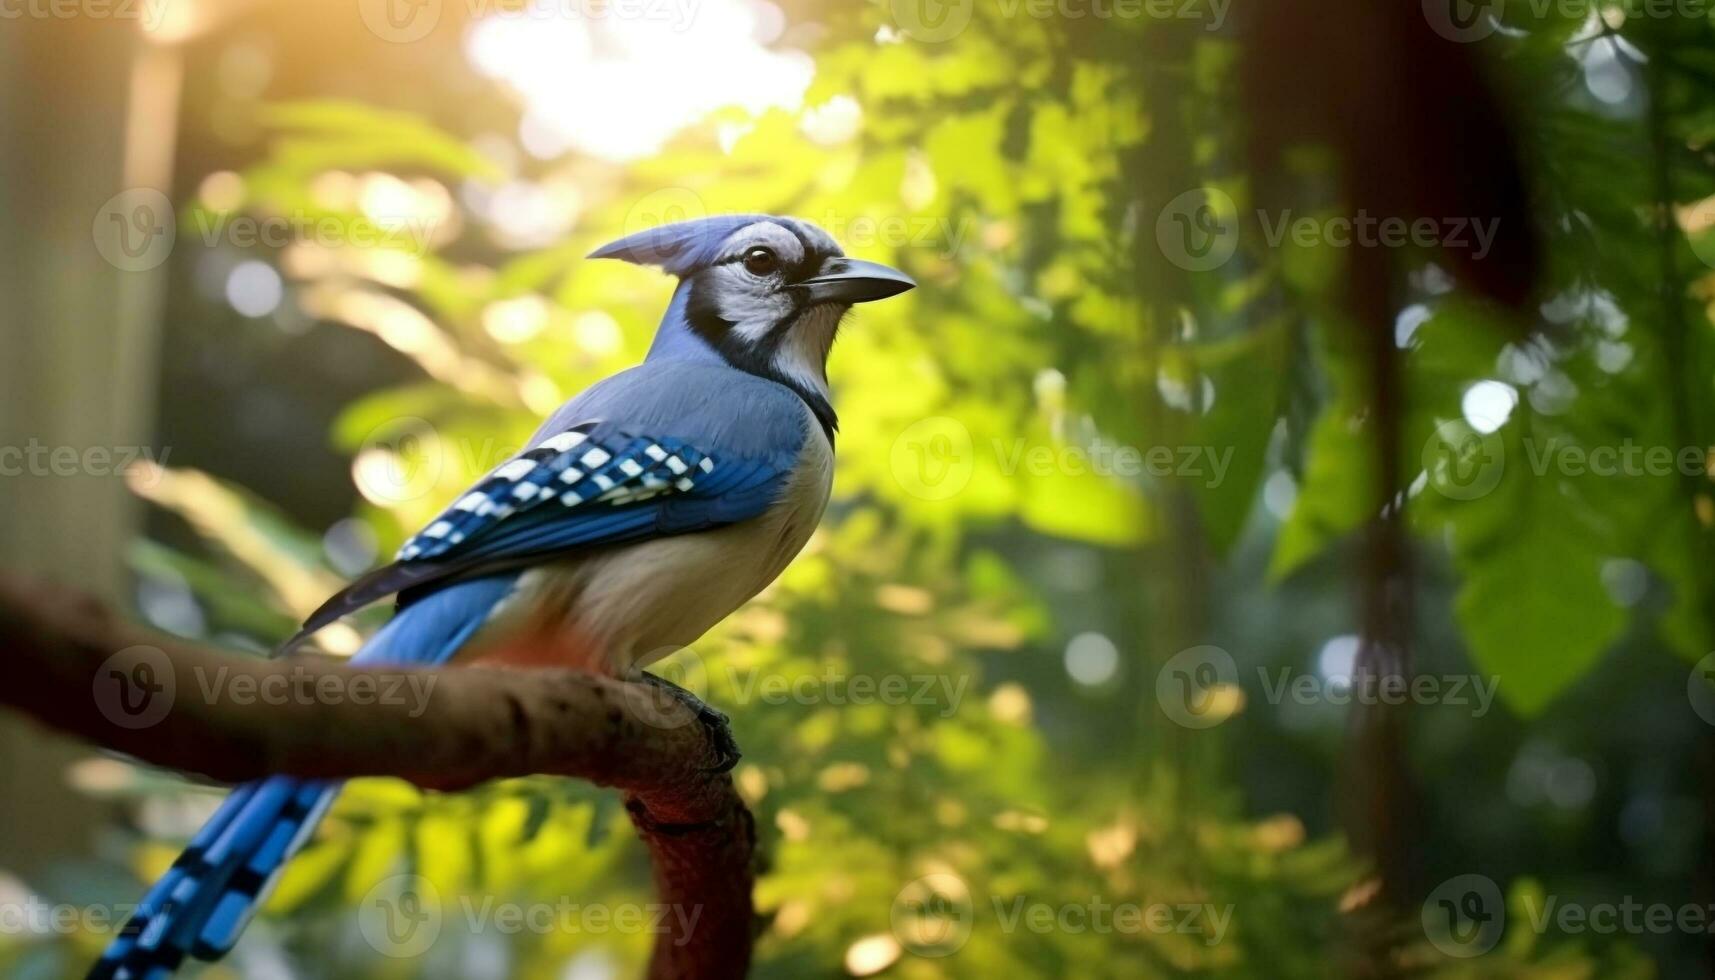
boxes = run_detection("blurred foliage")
[14,0,1715,977]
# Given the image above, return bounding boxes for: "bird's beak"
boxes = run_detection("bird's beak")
[794,258,916,305]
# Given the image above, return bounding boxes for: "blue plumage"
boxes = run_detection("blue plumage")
[280,402,804,653]
[94,214,912,977]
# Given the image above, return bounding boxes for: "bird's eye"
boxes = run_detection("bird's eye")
[742,247,779,276]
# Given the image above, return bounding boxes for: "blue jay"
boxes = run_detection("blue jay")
[92,214,914,979]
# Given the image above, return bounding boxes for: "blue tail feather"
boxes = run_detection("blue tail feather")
[92,573,520,979]
[93,782,262,972]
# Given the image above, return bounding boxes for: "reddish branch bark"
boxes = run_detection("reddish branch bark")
[0,573,755,980]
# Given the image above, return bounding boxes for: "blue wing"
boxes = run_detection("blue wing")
[278,419,798,653]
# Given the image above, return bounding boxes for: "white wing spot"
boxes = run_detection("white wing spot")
[698,458,715,473]
[560,468,584,484]
[665,456,688,475]
[559,490,583,506]
[618,458,644,478]
[455,492,486,512]
[539,430,589,452]
[423,520,453,539]
[580,448,611,468]
[495,458,536,481]
[644,444,668,462]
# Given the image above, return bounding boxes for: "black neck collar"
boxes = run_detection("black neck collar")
[683,284,838,445]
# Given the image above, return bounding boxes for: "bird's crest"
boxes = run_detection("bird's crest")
[589,214,777,276]
[589,214,841,277]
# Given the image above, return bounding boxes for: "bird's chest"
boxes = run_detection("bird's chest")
[498,418,832,672]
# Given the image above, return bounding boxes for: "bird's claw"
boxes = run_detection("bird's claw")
[636,672,742,773]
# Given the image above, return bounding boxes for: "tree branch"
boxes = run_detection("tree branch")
[0,572,755,980]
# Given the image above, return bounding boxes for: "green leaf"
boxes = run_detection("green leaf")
[261,101,504,181]
[127,539,298,640]
[1444,428,1627,715]
[1269,398,1372,581]
[1185,321,1290,552]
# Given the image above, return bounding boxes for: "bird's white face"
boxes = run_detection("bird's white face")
[684,220,847,402]
[592,213,913,435]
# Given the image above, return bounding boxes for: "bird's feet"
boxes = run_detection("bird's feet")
[634,672,741,774]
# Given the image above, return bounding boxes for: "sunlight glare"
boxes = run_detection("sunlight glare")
[1064,632,1119,687]
[1461,380,1517,434]
[464,0,811,162]
[1316,635,1359,691]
